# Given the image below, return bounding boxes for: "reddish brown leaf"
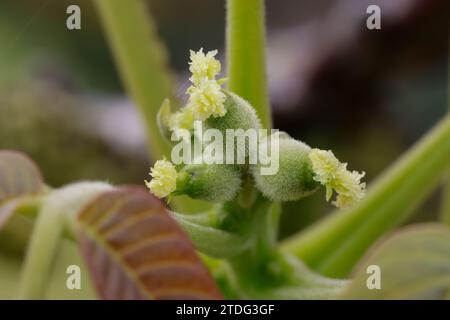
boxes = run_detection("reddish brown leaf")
[77,187,223,300]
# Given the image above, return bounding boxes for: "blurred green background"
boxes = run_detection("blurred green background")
[0,0,448,239]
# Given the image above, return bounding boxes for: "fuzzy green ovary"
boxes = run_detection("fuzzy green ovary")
[205,91,262,165]
[206,90,261,132]
[176,163,242,202]
[252,138,319,201]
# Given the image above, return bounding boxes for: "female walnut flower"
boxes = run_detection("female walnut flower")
[168,49,227,129]
[308,149,366,208]
[186,49,226,120]
[145,159,178,198]
[186,78,226,121]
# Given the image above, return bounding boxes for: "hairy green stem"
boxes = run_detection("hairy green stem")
[282,115,450,278]
[252,199,279,261]
[225,0,278,291]
[95,0,174,159]
[226,0,271,128]
[226,198,281,291]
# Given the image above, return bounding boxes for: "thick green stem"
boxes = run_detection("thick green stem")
[282,115,450,278]
[226,0,271,128]
[95,0,174,159]
[253,200,279,260]
[225,0,278,287]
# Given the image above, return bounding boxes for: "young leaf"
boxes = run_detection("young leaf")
[0,150,44,203]
[0,150,44,229]
[341,224,450,299]
[171,211,251,258]
[77,187,222,300]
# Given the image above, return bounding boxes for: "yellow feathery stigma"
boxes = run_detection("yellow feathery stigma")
[186,79,226,121]
[167,49,226,131]
[189,48,221,86]
[145,159,178,198]
[309,149,366,208]
[169,106,195,131]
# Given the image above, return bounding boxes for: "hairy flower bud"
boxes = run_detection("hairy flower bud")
[206,90,261,132]
[252,138,319,201]
[176,163,242,202]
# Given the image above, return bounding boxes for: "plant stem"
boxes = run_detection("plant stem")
[442,179,450,225]
[95,0,174,159]
[17,205,64,299]
[440,32,450,225]
[253,200,279,260]
[282,115,450,278]
[226,0,272,128]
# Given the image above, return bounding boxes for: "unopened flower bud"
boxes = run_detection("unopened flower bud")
[176,163,242,202]
[206,90,261,132]
[252,138,319,201]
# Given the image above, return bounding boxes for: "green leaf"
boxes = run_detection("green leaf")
[77,187,222,300]
[0,150,44,229]
[341,224,450,299]
[172,211,251,258]
[0,150,44,203]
